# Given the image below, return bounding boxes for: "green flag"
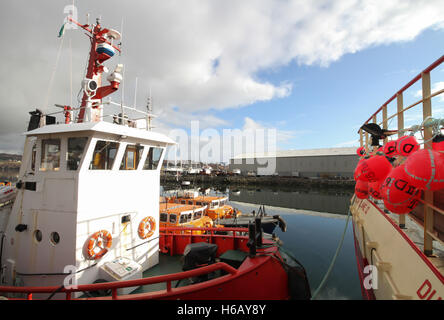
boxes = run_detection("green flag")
[58,23,66,38]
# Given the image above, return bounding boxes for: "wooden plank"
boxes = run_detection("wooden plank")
[397,93,406,229]
[422,71,434,256]
[365,132,369,155]
[372,115,378,154]
[382,105,388,144]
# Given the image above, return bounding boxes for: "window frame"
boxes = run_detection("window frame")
[169,214,177,224]
[194,210,202,219]
[39,138,62,172]
[67,137,89,171]
[89,139,120,170]
[119,144,143,170]
[142,146,165,170]
[160,213,168,222]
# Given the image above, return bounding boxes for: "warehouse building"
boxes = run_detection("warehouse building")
[229,147,359,178]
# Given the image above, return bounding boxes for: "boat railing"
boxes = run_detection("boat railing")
[358,54,444,256]
[47,98,156,130]
[0,261,238,300]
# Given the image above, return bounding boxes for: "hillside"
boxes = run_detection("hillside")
[0,153,22,161]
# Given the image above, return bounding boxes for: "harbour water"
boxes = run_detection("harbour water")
[163,185,362,300]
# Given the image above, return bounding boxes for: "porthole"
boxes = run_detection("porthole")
[34,230,42,243]
[50,232,60,245]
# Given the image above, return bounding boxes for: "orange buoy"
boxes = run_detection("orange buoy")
[357,147,366,157]
[86,230,112,260]
[138,216,156,239]
[384,181,421,214]
[396,136,419,157]
[404,148,444,191]
[354,159,365,181]
[368,179,384,200]
[359,155,392,182]
[383,140,398,157]
[383,195,420,214]
[381,165,421,205]
[355,180,369,199]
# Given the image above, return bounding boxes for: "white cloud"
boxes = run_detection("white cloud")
[242,117,301,145]
[165,116,302,163]
[1,1,444,153]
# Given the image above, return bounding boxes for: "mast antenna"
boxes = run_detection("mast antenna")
[146,87,153,130]
[134,77,138,109]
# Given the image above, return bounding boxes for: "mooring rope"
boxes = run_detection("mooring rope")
[311,207,351,300]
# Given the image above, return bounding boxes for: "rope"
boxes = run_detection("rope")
[310,207,351,300]
[42,33,66,113]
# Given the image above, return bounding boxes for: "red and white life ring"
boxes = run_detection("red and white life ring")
[138,216,156,239]
[86,230,112,260]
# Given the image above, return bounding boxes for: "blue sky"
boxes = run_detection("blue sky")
[212,27,444,151]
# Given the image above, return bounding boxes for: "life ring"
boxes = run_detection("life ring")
[86,230,112,260]
[138,216,156,239]
[204,221,213,228]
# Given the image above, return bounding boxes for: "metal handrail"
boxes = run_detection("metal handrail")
[0,262,238,300]
[361,55,444,127]
[378,88,444,127]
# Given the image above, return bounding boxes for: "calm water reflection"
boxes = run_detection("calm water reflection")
[227,187,361,300]
[229,201,362,300]
[228,188,353,215]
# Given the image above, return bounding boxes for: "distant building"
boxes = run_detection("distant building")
[229,147,359,178]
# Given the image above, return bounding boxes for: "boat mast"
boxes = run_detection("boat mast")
[146,88,153,131]
[67,16,123,123]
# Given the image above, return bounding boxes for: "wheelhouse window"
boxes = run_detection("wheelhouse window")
[143,147,163,170]
[89,140,119,170]
[179,213,192,224]
[31,142,36,172]
[160,213,168,222]
[40,139,61,171]
[67,137,88,170]
[194,210,202,219]
[169,214,177,224]
[120,144,143,170]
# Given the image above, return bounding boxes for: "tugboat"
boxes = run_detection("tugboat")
[159,201,220,234]
[164,189,285,234]
[165,189,239,220]
[0,13,310,300]
[351,55,444,299]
